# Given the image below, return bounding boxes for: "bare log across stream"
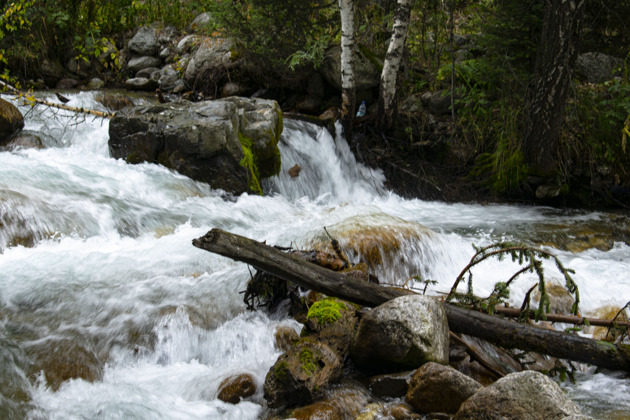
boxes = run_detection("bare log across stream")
[192,228,630,371]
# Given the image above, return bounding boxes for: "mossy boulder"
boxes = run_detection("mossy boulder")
[108,97,282,195]
[0,98,24,143]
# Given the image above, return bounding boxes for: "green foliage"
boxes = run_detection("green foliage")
[205,0,337,84]
[447,242,580,320]
[306,298,347,326]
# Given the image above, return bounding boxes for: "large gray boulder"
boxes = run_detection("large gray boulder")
[184,37,234,84]
[108,97,282,195]
[575,52,624,84]
[350,295,449,370]
[128,27,159,56]
[454,371,583,420]
[320,45,381,91]
[0,98,24,143]
[406,362,482,414]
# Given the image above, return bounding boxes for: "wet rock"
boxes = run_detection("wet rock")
[454,371,583,420]
[26,338,103,391]
[128,56,163,73]
[588,305,629,342]
[320,45,381,91]
[309,213,435,279]
[264,340,342,408]
[128,26,159,56]
[274,326,299,352]
[288,384,370,419]
[217,373,257,404]
[95,93,135,111]
[351,295,449,371]
[1,132,43,151]
[575,52,624,84]
[0,333,33,419]
[406,362,481,414]
[108,97,282,195]
[533,281,576,315]
[0,98,24,142]
[124,77,158,91]
[369,370,414,398]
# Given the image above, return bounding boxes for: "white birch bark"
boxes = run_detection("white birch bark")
[379,0,412,128]
[338,0,356,136]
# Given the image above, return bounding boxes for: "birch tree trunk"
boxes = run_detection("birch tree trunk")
[521,0,585,177]
[338,0,356,139]
[378,0,412,129]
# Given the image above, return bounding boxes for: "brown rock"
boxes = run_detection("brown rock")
[288,164,301,178]
[274,326,299,352]
[406,362,481,414]
[0,98,24,142]
[26,338,103,391]
[217,373,257,404]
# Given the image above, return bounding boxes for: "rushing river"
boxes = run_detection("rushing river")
[0,92,629,419]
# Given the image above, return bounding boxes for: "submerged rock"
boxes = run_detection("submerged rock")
[351,295,449,371]
[217,373,257,404]
[25,338,103,391]
[108,97,282,195]
[454,370,583,420]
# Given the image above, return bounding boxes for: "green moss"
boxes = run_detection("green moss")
[299,348,317,376]
[306,298,347,326]
[238,132,263,195]
[273,360,290,382]
[358,44,383,72]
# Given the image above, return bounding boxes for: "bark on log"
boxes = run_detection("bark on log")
[192,228,630,371]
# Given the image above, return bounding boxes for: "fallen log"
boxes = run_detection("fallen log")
[192,228,630,371]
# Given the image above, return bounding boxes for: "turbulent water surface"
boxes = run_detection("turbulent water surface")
[0,92,629,419]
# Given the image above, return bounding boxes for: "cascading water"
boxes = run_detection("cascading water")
[0,92,628,419]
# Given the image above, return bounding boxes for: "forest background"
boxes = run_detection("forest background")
[1,0,629,209]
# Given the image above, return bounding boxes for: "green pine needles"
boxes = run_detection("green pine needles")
[446,242,580,321]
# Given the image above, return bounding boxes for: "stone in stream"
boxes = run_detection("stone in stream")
[453,370,584,420]
[217,373,257,404]
[350,295,449,371]
[0,98,24,143]
[108,97,282,195]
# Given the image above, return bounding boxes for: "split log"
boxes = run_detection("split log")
[192,228,630,371]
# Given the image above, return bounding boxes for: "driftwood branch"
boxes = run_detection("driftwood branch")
[1,79,113,118]
[192,228,630,371]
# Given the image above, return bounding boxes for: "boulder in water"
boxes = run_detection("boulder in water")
[351,295,449,371]
[0,98,24,143]
[108,97,282,195]
[217,373,257,404]
[453,370,583,420]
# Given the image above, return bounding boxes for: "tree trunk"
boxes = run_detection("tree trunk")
[378,0,412,129]
[193,228,630,372]
[521,0,585,177]
[338,0,356,140]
